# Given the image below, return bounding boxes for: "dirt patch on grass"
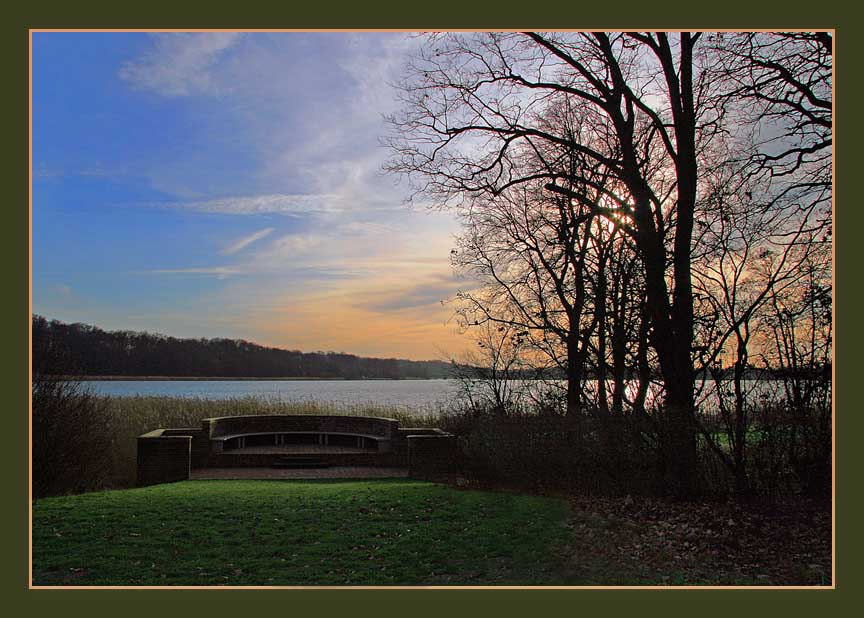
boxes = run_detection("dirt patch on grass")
[555,495,831,586]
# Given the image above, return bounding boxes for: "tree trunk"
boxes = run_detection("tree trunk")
[596,250,610,416]
[566,333,583,417]
[663,365,698,498]
[732,333,750,497]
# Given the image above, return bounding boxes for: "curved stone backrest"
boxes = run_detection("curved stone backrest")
[204,415,398,439]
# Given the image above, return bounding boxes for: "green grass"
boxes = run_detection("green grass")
[32,479,570,586]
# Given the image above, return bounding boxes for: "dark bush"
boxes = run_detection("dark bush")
[440,398,831,499]
[440,404,665,495]
[32,376,116,498]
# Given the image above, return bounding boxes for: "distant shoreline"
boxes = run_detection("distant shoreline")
[73,376,450,382]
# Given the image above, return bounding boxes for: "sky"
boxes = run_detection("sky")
[31,32,471,361]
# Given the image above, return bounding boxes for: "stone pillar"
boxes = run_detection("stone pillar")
[136,430,192,487]
[408,433,458,478]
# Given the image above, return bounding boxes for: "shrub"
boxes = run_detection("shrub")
[32,376,115,498]
[440,398,831,499]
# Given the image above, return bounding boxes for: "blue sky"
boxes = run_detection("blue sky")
[32,32,467,360]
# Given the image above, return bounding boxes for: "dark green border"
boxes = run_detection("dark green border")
[4,0,860,615]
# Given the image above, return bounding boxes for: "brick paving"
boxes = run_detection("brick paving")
[190,466,411,480]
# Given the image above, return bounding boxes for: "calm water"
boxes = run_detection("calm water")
[82,377,792,414]
[83,379,462,411]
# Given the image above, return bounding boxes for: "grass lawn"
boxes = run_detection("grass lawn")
[32,479,571,586]
[31,479,831,587]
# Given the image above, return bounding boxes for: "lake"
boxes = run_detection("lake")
[82,379,463,411]
[81,377,792,414]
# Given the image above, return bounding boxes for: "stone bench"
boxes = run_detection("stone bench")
[137,414,458,486]
[204,415,399,453]
[213,431,390,451]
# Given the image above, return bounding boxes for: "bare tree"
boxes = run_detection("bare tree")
[691,148,829,495]
[449,321,533,414]
[710,32,832,196]
[386,31,832,496]
[681,32,833,494]
[387,32,719,494]
[450,152,621,417]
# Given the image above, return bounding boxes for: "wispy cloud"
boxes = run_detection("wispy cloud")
[140,266,240,280]
[221,227,275,255]
[36,33,474,359]
[264,233,324,255]
[155,193,348,215]
[356,273,471,313]
[119,33,243,97]
[135,232,326,280]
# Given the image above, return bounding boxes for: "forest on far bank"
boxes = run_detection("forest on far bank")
[31,315,454,380]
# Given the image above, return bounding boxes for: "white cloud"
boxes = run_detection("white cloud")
[251,233,325,266]
[141,266,240,279]
[119,33,243,97]
[356,272,470,313]
[120,33,422,215]
[157,193,346,215]
[136,232,324,280]
[221,227,275,255]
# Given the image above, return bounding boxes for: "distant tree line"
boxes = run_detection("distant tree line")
[31,316,454,379]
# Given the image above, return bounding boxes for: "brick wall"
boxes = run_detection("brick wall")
[408,432,459,478]
[162,428,209,468]
[393,427,443,458]
[136,430,192,487]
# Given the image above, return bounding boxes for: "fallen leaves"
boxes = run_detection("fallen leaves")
[558,494,831,585]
